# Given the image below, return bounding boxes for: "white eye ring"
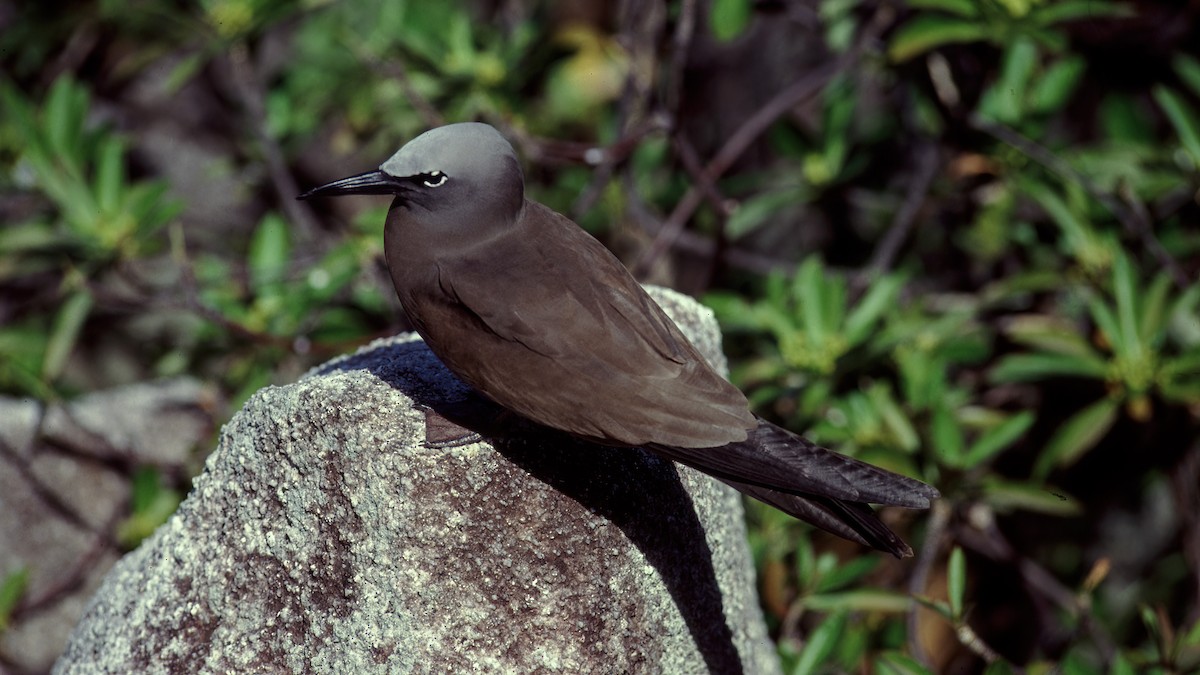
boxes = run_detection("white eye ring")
[423,171,448,188]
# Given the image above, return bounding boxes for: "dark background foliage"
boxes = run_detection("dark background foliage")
[2,0,1199,672]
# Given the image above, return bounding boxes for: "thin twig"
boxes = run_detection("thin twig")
[632,6,892,277]
[956,620,1011,668]
[673,134,734,287]
[672,134,731,217]
[168,224,298,351]
[664,0,699,119]
[632,59,843,277]
[571,1,666,221]
[225,44,322,240]
[0,430,97,536]
[12,522,118,620]
[908,498,950,667]
[622,186,796,275]
[954,510,1118,666]
[503,116,667,167]
[862,141,941,279]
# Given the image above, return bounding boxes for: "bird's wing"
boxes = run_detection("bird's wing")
[421,202,756,448]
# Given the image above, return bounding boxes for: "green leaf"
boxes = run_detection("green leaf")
[802,589,911,613]
[990,352,1109,382]
[964,411,1034,466]
[982,661,1019,675]
[1161,382,1200,404]
[796,258,829,342]
[248,213,292,293]
[931,404,965,467]
[1169,283,1200,346]
[1182,614,1200,646]
[792,610,846,675]
[1111,252,1142,357]
[1022,176,1104,265]
[981,269,1067,303]
[1022,178,1092,251]
[45,77,84,162]
[1084,289,1125,355]
[305,243,362,303]
[1138,273,1174,344]
[1029,56,1086,115]
[845,273,904,345]
[948,546,965,619]
[1098,93,1155,143]
[1154,86,1200,166]
[1161,349,1200,380]
[814,556,878,594]
[913,594,954,622]
[0,567,30,630]
[1109,651,1137,675]
[42,289,94,382]
[906,0,979,16]
[1034,397,1121,478]
[794,531,816,591]
[705,293,761,330]
[869,383,921,452]
[164,52,207,94]
[888,16,992,63]
[1004,314,1099,358]
[980,37,1039,123]
[822,275,847,343]
[1161,348,1200,403]
[726,188,804,239]
[1141,605,1165,659]
[1176,54,1200,98]
[1029,0,1134,26]
[127,182,179,237]
[981,478,1082,516]
[875,651,936,675]
[94,136,125,216]
[710,0,751,42]
[118,467,182,548]
[818,77,856,177]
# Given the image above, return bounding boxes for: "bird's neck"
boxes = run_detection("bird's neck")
[383,198,526,268]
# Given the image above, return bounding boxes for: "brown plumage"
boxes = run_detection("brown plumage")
[300,122,938,557]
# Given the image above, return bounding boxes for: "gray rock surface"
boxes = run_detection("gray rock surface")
[54,287,780,674]
[0,378,218,673]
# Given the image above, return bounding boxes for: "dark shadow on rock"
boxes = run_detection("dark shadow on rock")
[317,342,746,675]
[494,433,745,675]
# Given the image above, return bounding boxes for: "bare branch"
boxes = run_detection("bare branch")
[225,44,322,240]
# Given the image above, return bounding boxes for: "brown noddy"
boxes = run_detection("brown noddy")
[299,122,938,557]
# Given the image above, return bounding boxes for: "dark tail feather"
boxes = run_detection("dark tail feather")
[650,418,939,507]
[649,417,937,556]
[721,479,914,558]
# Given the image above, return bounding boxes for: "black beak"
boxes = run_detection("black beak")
[297,170,407,200]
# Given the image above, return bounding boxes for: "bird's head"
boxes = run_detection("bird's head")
[298,122,525,224]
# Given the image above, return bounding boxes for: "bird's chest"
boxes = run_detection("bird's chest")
[385,253,502,361]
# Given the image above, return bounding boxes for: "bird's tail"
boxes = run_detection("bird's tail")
[721,479,915,557]
[651,418,938,557]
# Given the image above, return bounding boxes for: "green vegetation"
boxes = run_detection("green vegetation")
[2,0,1198,671]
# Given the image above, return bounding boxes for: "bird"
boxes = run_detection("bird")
[299,122,938,557]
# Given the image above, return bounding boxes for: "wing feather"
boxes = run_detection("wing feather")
[413,201,755,448]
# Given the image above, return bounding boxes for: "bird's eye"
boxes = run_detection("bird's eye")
[422,171,448,188]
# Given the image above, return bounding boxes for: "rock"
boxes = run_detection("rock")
[0,378,218,673]
[54,287,780,674]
